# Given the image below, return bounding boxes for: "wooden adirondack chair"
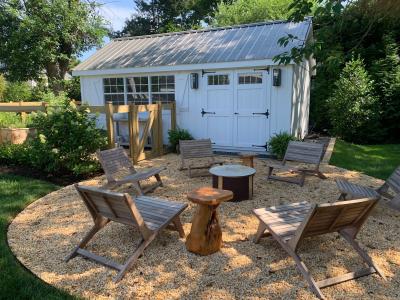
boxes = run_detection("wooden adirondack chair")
[253,198,385,300]
[266,141,326,186]
[65,184,187,283]
[336,166,400,211]
[179,139,224,177]
[97,147,166,195]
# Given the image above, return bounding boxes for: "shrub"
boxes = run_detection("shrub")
[4,81,32,102]
[328,58,380,144]
[0,74,6,102]
[0,143,30,166]
[268,132,297,159]
[28,100,107,175]
[0,112,33,128]
[168,128,193,152]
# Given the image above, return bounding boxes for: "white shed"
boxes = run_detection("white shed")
[73,19,314,153]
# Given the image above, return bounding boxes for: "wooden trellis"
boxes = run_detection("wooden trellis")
[99,101,176,164]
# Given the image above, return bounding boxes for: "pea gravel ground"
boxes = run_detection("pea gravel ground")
[7,154,400,299]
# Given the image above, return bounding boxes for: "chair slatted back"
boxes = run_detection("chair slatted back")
[291,198,378,249]
[75,184,144,228]
[97,148,136,182]
[283,141,325,165]
[179,139,214,159]
[386,166,400,194]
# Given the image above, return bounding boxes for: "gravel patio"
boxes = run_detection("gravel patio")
[7,154,400,299]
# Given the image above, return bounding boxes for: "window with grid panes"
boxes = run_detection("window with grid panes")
[103,78,124,104]
[207,74,229,85]
[238,73,262,84]
[151,75,175,103]
[126,76,149,105]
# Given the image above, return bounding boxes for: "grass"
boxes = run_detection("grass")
[0,173,75,299]
[330,139,400,180]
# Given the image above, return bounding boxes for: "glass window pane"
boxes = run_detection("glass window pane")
[116,78,123,85]
[141,77,148,84]
[167,76,174,84]
[159,76,166,84]
[208,76,213,85]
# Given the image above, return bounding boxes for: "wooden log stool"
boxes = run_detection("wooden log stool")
[239,152,257,168]
[185,187,233,255]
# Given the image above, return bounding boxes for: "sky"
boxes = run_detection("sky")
[79,0,137,61]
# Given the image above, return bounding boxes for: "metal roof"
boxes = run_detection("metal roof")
[75,19,312,72]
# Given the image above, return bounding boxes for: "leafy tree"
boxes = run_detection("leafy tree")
[0,0,108,92]
[213,0,292,26]
[4,82,32,102]
[117,0,229,37]
[328,58,380,143]
[371,35,400,142]
[0,75,6,102]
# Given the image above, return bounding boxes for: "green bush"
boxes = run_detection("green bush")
[168,128,193,152]
[0,112,33,128]
[0,74,6,102]
[328,58,380,144]
[4,81,32,102]
[268,132,297,159]
[28,100,107,175]
[0,143,30,166]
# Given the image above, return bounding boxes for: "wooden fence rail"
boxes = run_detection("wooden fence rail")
[0,101,176,163]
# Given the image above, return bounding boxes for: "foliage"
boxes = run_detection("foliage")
[327,58,380,143]
[0,112,33,128]
[0,173,75,299]
[3,81,32,102]
[330,139,400,180]
[0,143,31,165]
[0,0,108,92]
[0,74,6,102]
[116,0,229,37]
[370,35,400,142]
[213,0,292,26]
[63,77,82,101]
[39,91,70,106]
[27,101,107,175]
[268,132,298,159]
[168,127,193,152]
[273,0,400,143]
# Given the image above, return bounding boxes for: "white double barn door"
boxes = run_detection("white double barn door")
[202,70,270,150]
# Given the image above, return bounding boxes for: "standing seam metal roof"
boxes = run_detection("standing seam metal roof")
[75,19,312,71]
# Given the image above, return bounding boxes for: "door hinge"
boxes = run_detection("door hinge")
[252,109,269,118]
[252,143,268,151]
[201,108,216,117]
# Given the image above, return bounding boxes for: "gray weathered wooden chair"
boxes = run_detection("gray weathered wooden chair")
[65,184,187,283]
[179,139,224,177]
[266,141,326,186]
[253,198,385,300]
[336,166,400,211]
[97,147,166,195]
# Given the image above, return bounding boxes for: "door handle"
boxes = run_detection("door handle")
[201,108,216,117]
[252,109,270,118]
[234,112,239,115]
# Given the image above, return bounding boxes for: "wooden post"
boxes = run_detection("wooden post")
[157,102,163,156]
[105,102,115,148]
[19,101,26,123]
[170,102,176,131]
[129,104,139,163]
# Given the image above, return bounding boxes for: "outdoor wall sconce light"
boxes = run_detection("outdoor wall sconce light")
[272,68,281,86]
[191,73,199,89]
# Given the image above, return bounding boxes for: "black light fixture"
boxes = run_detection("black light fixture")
[272,68,281,86]
[190,73,199,89]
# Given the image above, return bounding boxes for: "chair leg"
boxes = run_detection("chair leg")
[132,182,144,196]
[65,217,109,262]
[267,166,274,180]
[317,171,327,179]
[254,222,268,243]
[154,173,163,187]
[113,235,156,283]
[299,172,306,187]
[285,246,325,299]
[172,216,185,238]
[340,231,386,280]
[338,193,347,201]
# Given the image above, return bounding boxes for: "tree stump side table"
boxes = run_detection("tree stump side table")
[185,187,233,255]
[239,152,257,168]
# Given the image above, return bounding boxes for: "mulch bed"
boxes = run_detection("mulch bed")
[7,154,400,299]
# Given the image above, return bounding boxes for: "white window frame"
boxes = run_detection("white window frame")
[237,72,263,85]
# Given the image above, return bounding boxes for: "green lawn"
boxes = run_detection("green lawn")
[330,139,400,180]
[0,173,75,299]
